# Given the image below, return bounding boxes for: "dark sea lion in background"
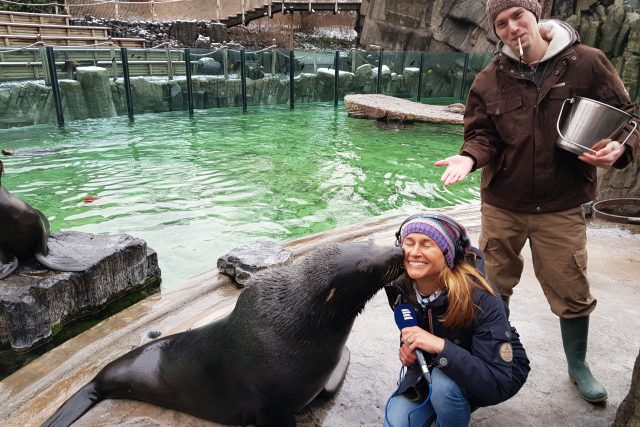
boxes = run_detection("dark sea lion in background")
[41,242,404,427]
[0,160,86,279]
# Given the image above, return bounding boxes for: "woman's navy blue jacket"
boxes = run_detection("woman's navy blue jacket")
[384,275,530,407]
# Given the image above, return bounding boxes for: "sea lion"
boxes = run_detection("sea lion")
[0,159,51,278]
[0,160,86,279]
[41,242,404,427]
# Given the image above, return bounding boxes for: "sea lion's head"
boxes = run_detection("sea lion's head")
[249,242,404,335]
[319,242,404,314]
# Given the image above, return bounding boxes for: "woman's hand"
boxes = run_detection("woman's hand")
[399,342,417,367]
[578,139,625,168]
[401,326,446,357]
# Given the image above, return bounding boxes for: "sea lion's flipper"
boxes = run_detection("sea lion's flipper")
[35,251,91,273]
[0,248,19,279]
[35,233,94,273]
[318,346,350,398]
[34,208,50,256]
[40,381,102,427]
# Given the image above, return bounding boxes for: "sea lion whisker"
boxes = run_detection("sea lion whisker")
[325,288,336,303]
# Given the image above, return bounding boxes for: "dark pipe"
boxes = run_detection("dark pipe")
[334,50,339,107]
[241,49,247,113]
[460,53,470,101]
[120,47,134,121]
[376,51,383,94]
[417,52,425,102]
[289,50,295,109]
[45,47,64,127]
[184,48,194,117]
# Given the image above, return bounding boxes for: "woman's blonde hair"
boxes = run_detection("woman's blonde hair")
[438,261,495,328]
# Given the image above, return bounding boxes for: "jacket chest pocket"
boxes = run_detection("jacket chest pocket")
[486,95,525,143]
[486,95,523,116]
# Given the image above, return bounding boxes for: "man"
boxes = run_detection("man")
[435,0,638,404]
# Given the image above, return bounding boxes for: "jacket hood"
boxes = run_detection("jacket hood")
[498,19,579,63]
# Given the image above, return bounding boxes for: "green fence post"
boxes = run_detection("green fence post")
[45,47,64,127]
[417,51,425,102]
[241,49,247,113]
[334,51,339,107]
[184,48,194,117]
[460,53,470,102]
[121,47,134,121]
[376,51,383,94]
[289,50,294,109]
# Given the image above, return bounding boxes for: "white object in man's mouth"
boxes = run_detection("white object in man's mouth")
[518,37,523,57]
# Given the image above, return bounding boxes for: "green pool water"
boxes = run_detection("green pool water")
[0,103,479,288]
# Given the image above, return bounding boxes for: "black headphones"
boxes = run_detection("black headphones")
[394,213,471,263]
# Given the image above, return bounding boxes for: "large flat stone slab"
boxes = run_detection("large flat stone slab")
[344,94,465,124]
[0,231,161,352]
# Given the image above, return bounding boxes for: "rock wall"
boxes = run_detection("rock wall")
[357,0,509,53]
[71,17,228,48]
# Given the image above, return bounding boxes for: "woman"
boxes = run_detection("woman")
[383,214,530,427]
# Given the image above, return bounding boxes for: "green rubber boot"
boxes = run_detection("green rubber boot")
[560,317,608,403]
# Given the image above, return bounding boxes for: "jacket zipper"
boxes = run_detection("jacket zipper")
[426,308,436,369]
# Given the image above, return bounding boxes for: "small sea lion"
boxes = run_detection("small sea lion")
[0,159,50,278]
[0,160,86,279]
[41,242,404,427]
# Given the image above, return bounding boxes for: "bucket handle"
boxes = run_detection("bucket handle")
[556,98,638,155]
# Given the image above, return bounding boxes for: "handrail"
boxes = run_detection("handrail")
[0,0,67,15]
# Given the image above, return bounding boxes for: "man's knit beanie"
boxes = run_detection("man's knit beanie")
[486,0,541,25]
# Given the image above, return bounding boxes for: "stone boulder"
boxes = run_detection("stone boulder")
[75,66,117,118]
[0,231,161,352]
[197,57,222,75]
[217,241,293,287]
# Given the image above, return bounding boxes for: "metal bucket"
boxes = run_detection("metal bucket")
[556,96,638,155]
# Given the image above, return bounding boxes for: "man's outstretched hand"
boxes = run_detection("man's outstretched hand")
[434,155,475,185]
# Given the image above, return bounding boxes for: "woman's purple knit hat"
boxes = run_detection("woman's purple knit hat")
[399,217,462,268]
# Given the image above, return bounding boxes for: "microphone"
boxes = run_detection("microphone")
[394,304,432,384]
